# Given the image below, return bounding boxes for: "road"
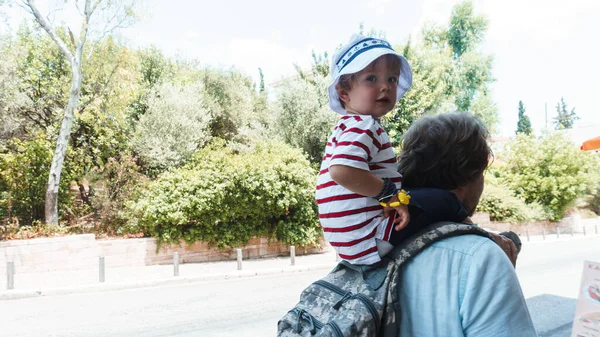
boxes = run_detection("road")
[1,237,598,337]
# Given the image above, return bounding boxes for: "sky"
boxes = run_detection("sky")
[2,0,600,137]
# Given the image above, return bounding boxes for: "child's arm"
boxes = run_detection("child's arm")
[330,164,410,230]
[329,164,384,197]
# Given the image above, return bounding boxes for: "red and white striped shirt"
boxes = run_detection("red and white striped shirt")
[316,115,403,265]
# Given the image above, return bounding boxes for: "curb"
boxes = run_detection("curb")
[0,263,336,301]
[522,235,600,246]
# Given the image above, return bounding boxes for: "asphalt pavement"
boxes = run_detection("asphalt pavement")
[1,235,598,337]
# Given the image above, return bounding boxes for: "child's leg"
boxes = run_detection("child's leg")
[375,238,394,257]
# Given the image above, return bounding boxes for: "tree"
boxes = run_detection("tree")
[385,36,457,138]
[0,35,30,147]
[384,1,497,141]
[20,0,136,225]
[70,36,140,169]
[383,39,454,144]
[294,50,330,87]
[132,82,211,173]
[197,67,256,141]
[3,24,140,184]
[130,46,175,121]
[258,67,265,93]
[447,1,488,58]
[553,97,579,130]
[500,133,595,220]
[444,1,494,113]
[516,100,532,135]
[273,76,337,164]
[231,67,274,150]
[6,24,72,134]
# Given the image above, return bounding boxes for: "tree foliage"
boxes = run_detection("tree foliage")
[5,24,140,178]
[10,24,71,134]
[0,136,78,224]
[71,36,140,169]
[383,38,454,144]
[197,68,256,141]
[498,134,596,220]
[0,35,30,146]
[553,97,579,130]
[516,100,532,135]
[385,1,497,142]
[130,46,175,120]
[419,2,495,113]
[273,76,337,164]
[447,1,488,58]
[132,82,211,173]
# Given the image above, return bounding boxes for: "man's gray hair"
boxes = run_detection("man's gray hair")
[398,112,492,190]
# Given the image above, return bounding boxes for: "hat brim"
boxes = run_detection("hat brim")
[328,49,412,115]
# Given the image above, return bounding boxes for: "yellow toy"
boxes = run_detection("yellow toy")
[379,189,411,208]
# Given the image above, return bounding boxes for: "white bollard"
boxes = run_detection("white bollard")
[556,227,560,239]
[7,261,14,290]
[584,225,587,236]
[542,228,546,240]
[99,256,105,283]
[526,228,530,242]
[173,252,179,277]
[290,246,296,266]
[237,249,243,270]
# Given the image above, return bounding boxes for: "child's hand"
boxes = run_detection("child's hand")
[382,194,410,231]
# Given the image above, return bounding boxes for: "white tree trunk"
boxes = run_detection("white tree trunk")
[24,0,135,225]
[45,61,82,225]
[24,0,92,226]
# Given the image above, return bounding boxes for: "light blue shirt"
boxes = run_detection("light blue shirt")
[396,234,538,337]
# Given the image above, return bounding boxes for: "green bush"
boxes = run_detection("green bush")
[126,140,321,248]
[477,183,546,223]
[500,134,596,221]
[583,154,600,215]
[0,136,78,225]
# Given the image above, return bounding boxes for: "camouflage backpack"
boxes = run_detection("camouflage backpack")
[277,222,494,337]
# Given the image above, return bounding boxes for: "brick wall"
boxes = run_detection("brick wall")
[473,212,600,236]
[0,235,332,275]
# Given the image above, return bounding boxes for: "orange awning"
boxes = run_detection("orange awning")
[581,136,600,151]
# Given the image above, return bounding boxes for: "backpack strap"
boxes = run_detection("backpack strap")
[387,221,494,267]
[334,222,493,290]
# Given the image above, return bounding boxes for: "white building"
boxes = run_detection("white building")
[554,124,600,149]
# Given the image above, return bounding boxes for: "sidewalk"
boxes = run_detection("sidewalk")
[0,249,339,301]
[1,231,598,301]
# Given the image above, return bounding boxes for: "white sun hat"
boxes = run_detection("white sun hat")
[328,34,413,115]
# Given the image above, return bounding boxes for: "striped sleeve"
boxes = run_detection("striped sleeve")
[330,118,381,171]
